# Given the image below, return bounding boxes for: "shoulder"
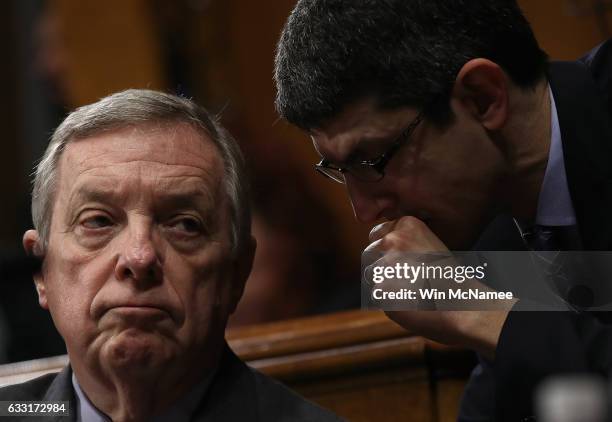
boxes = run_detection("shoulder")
[580,38,612,70]
[0,368,74,422]
[248,366,344,421]
[216,347,343,421]
[0,372,60,400]
[579,38,612,107]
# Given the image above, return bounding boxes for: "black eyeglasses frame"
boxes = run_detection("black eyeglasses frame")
[314,110,425,184]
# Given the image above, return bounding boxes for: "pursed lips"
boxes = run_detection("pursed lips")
[98,302,176,323]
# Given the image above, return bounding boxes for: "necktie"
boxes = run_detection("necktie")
[517,223,582,252]
[515,222,591,310]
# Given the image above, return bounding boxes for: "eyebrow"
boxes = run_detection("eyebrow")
[338,135,400,167]
[67,181,217,214]
[155,189,217,213]
[313,133,390,165]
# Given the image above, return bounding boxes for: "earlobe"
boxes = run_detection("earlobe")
[454,58,509,130]
[34,278,49,310]
[22,230,48,310]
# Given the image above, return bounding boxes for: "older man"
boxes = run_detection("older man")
[0,90,341,422]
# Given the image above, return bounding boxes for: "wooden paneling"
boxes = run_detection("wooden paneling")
[50,0,166,107]
[519,0,611,60]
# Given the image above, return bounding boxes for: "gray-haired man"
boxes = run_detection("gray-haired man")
[0,89,341,422]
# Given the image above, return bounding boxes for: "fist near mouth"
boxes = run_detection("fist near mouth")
[366,216,512,359]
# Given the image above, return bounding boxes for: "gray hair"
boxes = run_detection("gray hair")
[31,89,250,256]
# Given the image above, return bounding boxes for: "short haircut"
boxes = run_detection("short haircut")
[275,0,548,129]
[32,89,250,256]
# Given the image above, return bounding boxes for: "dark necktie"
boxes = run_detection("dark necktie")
[518,223,582,252]
[516,222,591,310]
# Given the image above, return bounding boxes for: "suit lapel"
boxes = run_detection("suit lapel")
[34,351,259,422]
[548,61,612,250]
[192,345,260,422]
[40,366,76,422]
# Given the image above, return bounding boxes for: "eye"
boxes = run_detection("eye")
[167,216,204,234]
[346,144,386,165]
[80,213,113,229]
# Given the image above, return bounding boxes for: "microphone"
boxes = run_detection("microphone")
[536,374,608,422]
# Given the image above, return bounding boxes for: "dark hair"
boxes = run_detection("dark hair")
[275,0,548,129]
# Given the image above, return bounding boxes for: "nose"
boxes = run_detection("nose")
[345,176,394,224]
[114,220,161,286]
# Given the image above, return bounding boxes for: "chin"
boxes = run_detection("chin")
[103,329,174,370]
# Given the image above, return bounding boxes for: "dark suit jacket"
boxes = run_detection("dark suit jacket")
[459,40,612,421]
[0,345,343,422]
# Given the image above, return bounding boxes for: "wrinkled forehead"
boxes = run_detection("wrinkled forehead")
[55,123,227,210]
[63,123,221,169]
[309,98,413,162]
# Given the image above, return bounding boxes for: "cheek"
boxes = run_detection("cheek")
[390,130,505,238]
[174,275,234,351]
[409,129,503,202]
[385,157,431,208]
[165,249,235,339]
[43,241,114,337]
[386,131,453,202]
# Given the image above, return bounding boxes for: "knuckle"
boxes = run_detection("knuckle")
[381,232,410,251]
[398,215,425,231]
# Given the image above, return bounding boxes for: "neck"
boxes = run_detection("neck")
[71,343,222,422]
[496,79,552,221]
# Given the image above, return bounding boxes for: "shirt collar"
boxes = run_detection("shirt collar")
[72,368,215,422]
[72,372,109,422]
[534,86,577,226]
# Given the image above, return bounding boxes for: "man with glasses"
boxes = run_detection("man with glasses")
[274,0,612,420]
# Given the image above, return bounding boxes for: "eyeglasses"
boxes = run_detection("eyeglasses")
[314,110,424,184]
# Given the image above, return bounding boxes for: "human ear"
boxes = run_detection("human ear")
[23,230,48,310]
[228,235,257,314]
[453,58,509,130]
